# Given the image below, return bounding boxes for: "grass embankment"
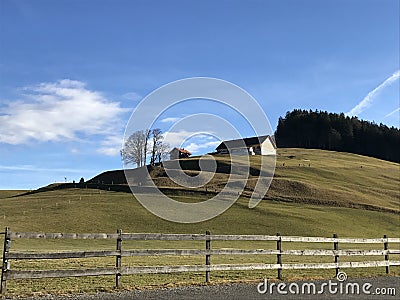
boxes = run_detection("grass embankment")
[81,148,400,213]
[0,190,27,199]
[0,148,399,296]
[157,148,399,213]
[270,149,399,212]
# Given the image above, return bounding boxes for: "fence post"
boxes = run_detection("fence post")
[1,227,10,295]
[383,234,389,274]
[276,233,282,280]
[205,230,211,283]
[115,229,122,288]
[333,233,339,277]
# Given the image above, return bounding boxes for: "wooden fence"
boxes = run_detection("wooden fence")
[1,227,400,294]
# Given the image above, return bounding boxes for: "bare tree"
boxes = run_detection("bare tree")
[121,130,148,167]
[156,142,170,164]
[143,129,151,165]
[150,128,163,166]
[121,128,170,167]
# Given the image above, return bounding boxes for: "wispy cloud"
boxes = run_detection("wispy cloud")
[97,135,124,156]
[385,107,400,118]
[0,79,128,145]
[163,130,196,148]
[184,140,220,153]
[122,92,142,102]
[164,130,220,154]
[0,164,93,173]
[160,117,181,123]
[347,70,400,116]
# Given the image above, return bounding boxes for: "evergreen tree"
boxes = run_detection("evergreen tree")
[275,109,400,163]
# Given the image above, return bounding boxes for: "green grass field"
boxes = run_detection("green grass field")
[0,148,399,296]
[164,148,399,212]
[0,189,399,238]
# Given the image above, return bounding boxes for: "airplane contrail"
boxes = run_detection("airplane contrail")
[347,70,400,116]
[385,107,400,118]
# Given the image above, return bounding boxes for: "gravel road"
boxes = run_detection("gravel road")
[15,276,399,300]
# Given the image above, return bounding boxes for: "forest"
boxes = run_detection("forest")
[275,109,400,163]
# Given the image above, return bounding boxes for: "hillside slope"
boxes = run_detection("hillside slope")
[270,148,399,212]
[0,149,398,238]
[88,148,399,213]
[0,150,399,297]
[0,188,399,238]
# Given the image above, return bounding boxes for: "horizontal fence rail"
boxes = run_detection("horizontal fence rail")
[1,228,399,294]
[6,261,400,280]
[9,232,400,243]
[6,249,400,260]
[9,232,119,239]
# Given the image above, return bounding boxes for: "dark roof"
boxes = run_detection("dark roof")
[170,147,192,155]
[216,135,275,150]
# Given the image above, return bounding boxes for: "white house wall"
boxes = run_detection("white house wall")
[261,139,276,155]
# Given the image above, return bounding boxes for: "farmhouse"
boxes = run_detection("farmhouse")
[216,135,276,155]
[169,148,192,160]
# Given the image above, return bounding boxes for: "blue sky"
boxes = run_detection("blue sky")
[0,0,399,189]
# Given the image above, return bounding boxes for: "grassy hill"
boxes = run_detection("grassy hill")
[86,148,399,213]
[270,148,399,213]
[0,148,399,296]
[0,190,27,199]
[0,148,398,236]
[0,188,399,238]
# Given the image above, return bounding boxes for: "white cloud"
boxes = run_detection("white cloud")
[70,148,79,154]
[0,79,128,145]
[0,164,93,173]
[163,130,220,154]
[185,141,220,153]
[160,117,181,123]
[385,107,400,118]
[163,130,198,148]
[347,70,400,116]
[97,135,124,156]
[122,92,142,102]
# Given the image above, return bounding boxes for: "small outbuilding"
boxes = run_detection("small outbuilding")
[169,148,192,160]
[215,135,276,156]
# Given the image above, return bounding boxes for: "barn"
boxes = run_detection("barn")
[169,148,192,160]
[215,135,276,155]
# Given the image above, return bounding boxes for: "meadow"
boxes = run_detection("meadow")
[0,148,399,296]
